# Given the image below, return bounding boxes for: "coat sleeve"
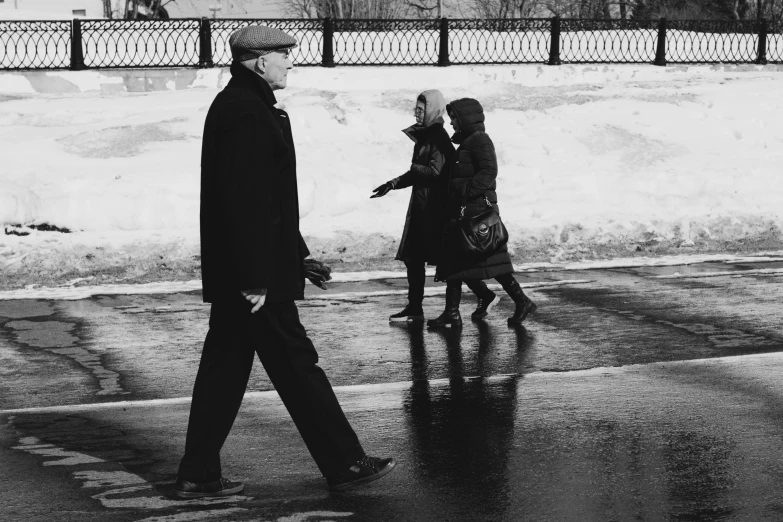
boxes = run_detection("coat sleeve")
[393,143,446,189]
[221,108,275,291]
[464,135,498,201]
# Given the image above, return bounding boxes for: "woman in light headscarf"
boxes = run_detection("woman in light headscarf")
[371,90,456,322]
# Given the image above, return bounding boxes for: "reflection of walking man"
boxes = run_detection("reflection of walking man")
[173,25,395,498]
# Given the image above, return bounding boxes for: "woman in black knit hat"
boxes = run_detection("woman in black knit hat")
[429,98,537,328]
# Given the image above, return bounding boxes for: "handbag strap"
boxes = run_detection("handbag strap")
[460,195,493,218]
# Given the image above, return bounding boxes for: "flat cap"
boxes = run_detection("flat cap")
[229,25,298,62]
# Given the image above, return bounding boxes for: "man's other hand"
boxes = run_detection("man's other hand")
[304,258,332,290]
[241,288,267,313]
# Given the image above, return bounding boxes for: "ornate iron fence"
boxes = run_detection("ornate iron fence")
[667,20,760,63]
[559,19,659,63]
[0,20,70,69]
[332,19,440,65]
[81,19,200,68]
[770,20,783,62]
[449,18,550,64]
[0,17,780,71]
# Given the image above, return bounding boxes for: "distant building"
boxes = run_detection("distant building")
[0,0,108,19]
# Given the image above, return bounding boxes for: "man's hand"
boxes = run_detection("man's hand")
[370,181,395,199]
[304,258,332,290]
[241,288,267,313]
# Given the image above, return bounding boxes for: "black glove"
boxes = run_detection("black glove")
[304,258,332,290]
[370,181,395,199]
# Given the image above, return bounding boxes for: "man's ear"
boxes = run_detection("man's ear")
[255,56,266,74]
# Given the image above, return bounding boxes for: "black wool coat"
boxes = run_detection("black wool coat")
[436,98,514,282]
[393,122,455,264]
[200,62,310,303]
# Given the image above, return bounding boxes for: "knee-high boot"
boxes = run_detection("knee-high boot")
[426,282,462,328]
[498,274,537,325]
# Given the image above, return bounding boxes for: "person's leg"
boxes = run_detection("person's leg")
[253,302,373,477]
[390,259,425,321]
[426,280,462,328]
[496,273,537,325]
[176,300,255,489]
[464,279,500,320]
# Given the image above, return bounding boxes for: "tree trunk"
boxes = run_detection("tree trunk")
[620,0,627,19]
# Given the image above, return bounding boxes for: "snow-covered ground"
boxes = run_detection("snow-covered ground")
[1,63,782,290]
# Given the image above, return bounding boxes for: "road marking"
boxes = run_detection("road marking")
[651,267,783,279]
[5,319,128,395]
[11,435,253,511]
[276,512,353,522]
[134,508,249,522]
[13,437,105,466]
[75,470,149,488]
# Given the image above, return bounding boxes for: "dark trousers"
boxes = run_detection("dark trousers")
[404,259,426,308]
[177,297,365,482]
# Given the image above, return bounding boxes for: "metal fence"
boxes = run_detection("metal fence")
[0,16,778,70]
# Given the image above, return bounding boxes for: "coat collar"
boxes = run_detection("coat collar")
[402,121,444,144]
[228,61,278,108]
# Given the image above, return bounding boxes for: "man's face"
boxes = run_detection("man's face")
[258,50,293,90]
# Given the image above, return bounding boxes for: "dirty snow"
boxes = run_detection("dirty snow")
[1,63,782,289]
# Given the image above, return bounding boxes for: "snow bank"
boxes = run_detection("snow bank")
[1,63,782,289]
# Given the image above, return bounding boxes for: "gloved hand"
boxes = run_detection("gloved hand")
[304,258,332,290]
[370,181,395,199]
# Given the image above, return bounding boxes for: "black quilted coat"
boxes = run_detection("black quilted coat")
[200,63,310,303]
[393,122,455,264]
[436,98,514,282]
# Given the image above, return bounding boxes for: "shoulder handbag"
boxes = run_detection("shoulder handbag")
[448,196,509,258]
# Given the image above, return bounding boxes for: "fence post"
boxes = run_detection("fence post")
[438,17,450,66]
[654,17,667,66]
[548,16,561,65]
[756,18,768,65]
[199,18,214,68]
[70,18,85,70]
[322,17,335,68]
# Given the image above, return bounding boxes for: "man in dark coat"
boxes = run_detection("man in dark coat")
[371,90,455,322]
[429,98,537,328]
[173,25,395,499]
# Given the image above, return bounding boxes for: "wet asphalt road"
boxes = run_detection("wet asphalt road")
[1,261,783,521]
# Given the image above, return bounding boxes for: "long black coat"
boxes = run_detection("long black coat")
[436,98,514,282]
[200,63,309,303]
[393,122,455,264]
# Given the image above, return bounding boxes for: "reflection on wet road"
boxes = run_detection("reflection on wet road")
[1,262,781,410]
[1,261,782,521]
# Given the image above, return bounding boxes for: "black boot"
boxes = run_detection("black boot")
[466,280,500,321]
[503,276,536,325]
[427,283,462,328]
[389,304,424,322]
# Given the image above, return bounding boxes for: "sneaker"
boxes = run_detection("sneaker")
[471,293,500,320]
[172,476,244,499]
[327,456,397,492]
[389,306,424,322]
